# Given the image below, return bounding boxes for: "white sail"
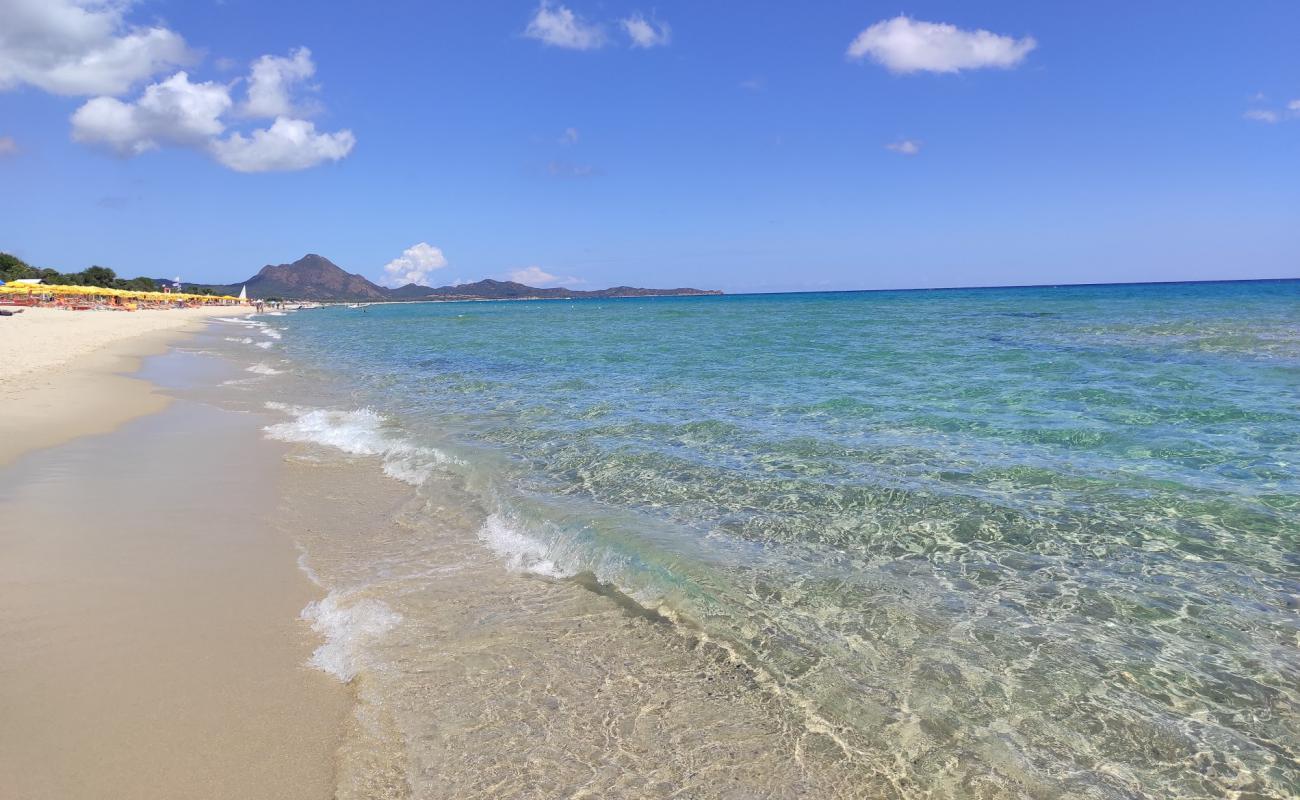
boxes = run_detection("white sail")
[237,285,247,301]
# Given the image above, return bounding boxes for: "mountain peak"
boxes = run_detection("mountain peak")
[246,253,387,300]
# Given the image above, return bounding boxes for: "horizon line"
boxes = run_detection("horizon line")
[727,275,1298,298]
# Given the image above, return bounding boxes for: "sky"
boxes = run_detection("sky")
[0,0,1297,293]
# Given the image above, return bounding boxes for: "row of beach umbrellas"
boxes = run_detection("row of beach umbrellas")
[1,281,241,303]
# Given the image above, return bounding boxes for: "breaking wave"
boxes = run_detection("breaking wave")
[300,591,401,683]
[262,402,458,486]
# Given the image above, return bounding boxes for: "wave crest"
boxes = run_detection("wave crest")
[263,402,458,485]
[300,591,401,682]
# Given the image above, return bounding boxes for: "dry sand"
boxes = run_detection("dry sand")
[0,309,348,799]
[0,306,250,466]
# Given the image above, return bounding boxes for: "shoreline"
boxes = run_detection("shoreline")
[0,306,253,466]
[0,310,348,799]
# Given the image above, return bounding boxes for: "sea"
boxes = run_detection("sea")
[205,280,1299,799]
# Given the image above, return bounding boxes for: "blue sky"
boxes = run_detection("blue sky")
[1,1,1297,292]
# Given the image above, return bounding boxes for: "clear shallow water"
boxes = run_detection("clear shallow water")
[264,283,1297,798]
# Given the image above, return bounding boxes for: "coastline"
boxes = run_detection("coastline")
[4,288,1294,798]
[0,306,254,466]
[0,310,348,799]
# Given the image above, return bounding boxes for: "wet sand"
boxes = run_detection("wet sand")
[0,311,875,799]
[273,430,872,800]
[0,306,252,466]
[0,335,347,799]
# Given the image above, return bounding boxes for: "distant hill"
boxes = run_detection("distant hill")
[199,254,721,302]
[205,254,389,301]
[398,279,721,301]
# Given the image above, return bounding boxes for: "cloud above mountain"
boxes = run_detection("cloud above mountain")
[382,243,449,287]
[506,266,583,287]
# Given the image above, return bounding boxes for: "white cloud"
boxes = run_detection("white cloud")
[242,46,316,118]
[0,136,16,156]
[506,266,583,287]
[739,78,764,91]
[0,0,192,96]
[847,16,1036,74]
[885,139,921,155]
[210,116,354,172]
[68,47,354,172]
[381,242,449,287]
[524,2,605,50]
[559,126,579,144]
[621,14,671,48]
[71,71,231,155]
[1243,97,1300,123]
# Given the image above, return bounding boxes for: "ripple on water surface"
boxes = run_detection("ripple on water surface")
[259,283,1300,799]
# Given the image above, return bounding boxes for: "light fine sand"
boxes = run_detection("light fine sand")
[0,305,348,799]
[0,306,250,465]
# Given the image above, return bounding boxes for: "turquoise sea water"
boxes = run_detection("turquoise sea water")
[271,281,1298,797]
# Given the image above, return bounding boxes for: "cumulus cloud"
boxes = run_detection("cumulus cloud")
[847,16,1036,74]
[380,242,449,287]
[885,139,921,155]
[71,71,231,155]
[242,46,316,118]
[1290,100,1300,112]
[210,117,354,172]
[621,14,671,48]
[524,2,605,50]
[559,126,579,144]
[0,136,16,156]
[0,0,192,96]
[67,47,354,172]
[506,266,582,287]
[1244,108,1280,124]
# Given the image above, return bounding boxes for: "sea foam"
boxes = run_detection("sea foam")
[476,514,569,578]
[300,591,401,682]
[247,363,283,375]
[263,402,457,485]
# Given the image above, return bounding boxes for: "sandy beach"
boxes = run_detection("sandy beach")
[0,309,347,799]
[0,306,251,466]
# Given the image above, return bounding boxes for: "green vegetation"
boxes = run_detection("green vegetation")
[1,251,167,292]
